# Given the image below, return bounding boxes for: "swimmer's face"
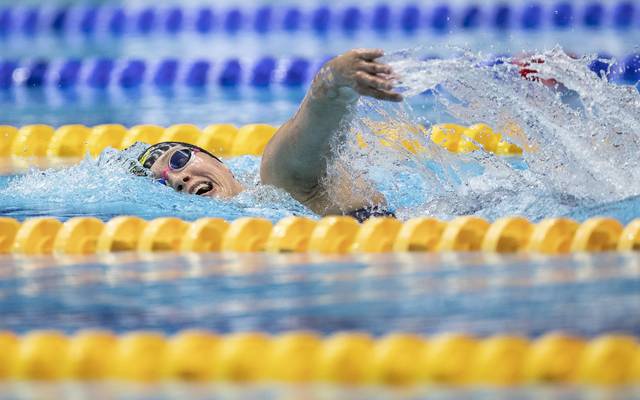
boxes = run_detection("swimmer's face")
[150,146,243,199]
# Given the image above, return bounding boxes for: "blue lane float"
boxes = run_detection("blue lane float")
[0,2,637,37]
[0,53,638,90]
[613,2,634,28]
[0,57,317,89]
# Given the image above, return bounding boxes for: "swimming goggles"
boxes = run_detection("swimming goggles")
[157,147,200,185]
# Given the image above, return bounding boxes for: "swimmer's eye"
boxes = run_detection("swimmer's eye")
[156,178,167,186]
[169,148,195,171]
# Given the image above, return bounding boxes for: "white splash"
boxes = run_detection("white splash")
[331,47,640,221]
[0,144,312,221]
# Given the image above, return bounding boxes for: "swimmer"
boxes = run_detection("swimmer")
[134,49,402,221]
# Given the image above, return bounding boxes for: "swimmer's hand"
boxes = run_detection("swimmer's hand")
[261,48,397,216]
[318,49,403,102]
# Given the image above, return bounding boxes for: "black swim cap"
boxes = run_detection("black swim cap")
[138,142,221,168]
[132,142,222,176]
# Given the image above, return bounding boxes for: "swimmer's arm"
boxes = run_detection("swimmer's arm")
[260,49,402,215]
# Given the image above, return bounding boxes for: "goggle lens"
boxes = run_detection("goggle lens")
[169,149,193,170]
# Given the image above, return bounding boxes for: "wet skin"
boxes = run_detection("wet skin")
[150,49,402,214]
[150,148,243,199]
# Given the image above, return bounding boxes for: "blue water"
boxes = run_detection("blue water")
[1,7,640,396]
[0,153,310,221]
[0,87,308,127]
[2,252,639,337]
[3,48,640,224]
[0,383,637,399]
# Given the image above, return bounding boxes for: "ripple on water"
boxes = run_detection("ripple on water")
[2,47,640,222]
[332,46,640,222]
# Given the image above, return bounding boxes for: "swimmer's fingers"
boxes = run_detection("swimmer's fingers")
[356,83,403,102]
[377,72,399,82]
[355,71,394,91]
[359,61,393,75]
[353,48,385,61]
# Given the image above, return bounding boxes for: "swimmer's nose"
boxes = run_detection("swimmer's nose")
[172,174,190,192]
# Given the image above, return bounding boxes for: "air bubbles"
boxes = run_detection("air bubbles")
[330,47,640,222]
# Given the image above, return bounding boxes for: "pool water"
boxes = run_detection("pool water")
[0,86,308,127]
[2,48,640,226]
[1,382,637,399]
[3,251,639,336]
[1,1,640,395]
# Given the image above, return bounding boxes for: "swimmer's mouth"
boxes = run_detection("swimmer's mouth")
[193,181,214,196]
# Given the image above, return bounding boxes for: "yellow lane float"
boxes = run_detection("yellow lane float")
[0,330,637,386]
[2,216,640,255]
[265,216,317,253]
[0,122,526,164]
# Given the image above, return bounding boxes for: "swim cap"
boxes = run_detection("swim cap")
[132,141,221,175]
[138,141,221,167]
